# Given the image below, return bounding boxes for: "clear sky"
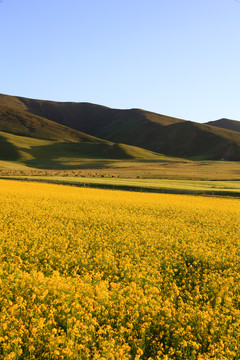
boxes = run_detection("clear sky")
[1,0,240,123]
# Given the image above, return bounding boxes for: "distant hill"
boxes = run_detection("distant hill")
[0,100,167,167]
[0,93,185,137]
[0,104,104,143]
[206,118,240,133]
[1,93,240,160]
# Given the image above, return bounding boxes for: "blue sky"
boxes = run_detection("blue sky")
[1,0,240,123]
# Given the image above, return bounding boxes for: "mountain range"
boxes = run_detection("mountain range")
[0,93,240,167]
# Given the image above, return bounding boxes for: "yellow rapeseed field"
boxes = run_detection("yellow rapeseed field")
[0,179,240,360]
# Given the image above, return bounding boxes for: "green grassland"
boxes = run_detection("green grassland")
[0,128,240,196]
[0,130,171,168]
[2,175,240,197]
[0,153,240,181]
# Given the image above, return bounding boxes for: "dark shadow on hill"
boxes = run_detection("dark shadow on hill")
[142,121,240,160]
[14,99,185,143]
[24,142,135,169]
[0,136,20,161]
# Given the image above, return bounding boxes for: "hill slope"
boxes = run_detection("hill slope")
[0,93,185,135]
[0,129,166,169]
[0,104,104,142]
[206,118,240,133]
[1,93,240,160]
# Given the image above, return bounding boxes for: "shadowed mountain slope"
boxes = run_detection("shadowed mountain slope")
[206,118,240,133]
[0,104,104,142]
[1,93,240,160]
[154,121,240,160]
[0,93,185,134]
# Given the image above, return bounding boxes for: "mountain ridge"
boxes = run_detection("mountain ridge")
[0,93,240,161]
[206,118,240,133]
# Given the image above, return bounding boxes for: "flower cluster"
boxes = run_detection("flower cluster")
[0,180,239,359]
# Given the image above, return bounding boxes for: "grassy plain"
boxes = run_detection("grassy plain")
[0,157,240,180]
[0,180,240,359]
[1,158,240,197]
[1,175,240,197]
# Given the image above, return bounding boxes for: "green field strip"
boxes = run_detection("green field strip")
[1,175,240,197]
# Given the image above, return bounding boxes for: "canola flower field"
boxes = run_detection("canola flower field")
[0,180,240,360]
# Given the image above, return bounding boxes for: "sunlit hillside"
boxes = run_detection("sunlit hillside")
[0,130,167,168]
